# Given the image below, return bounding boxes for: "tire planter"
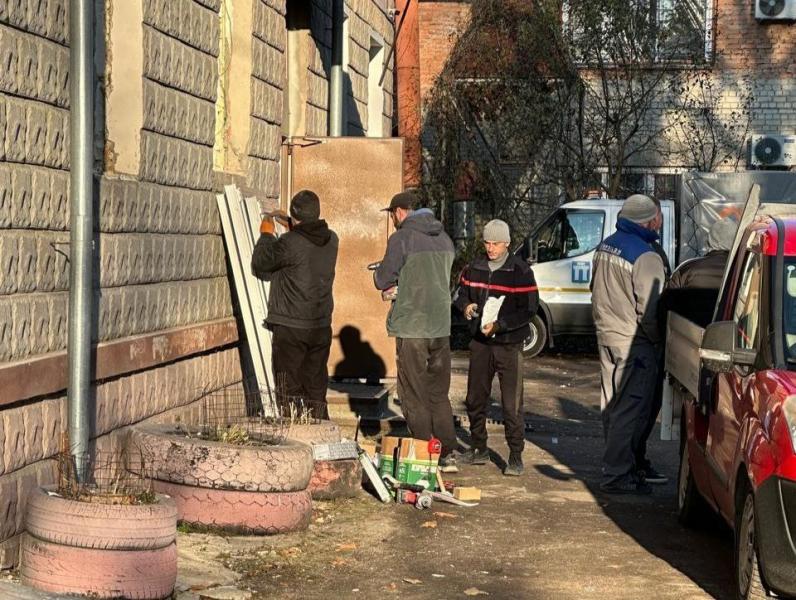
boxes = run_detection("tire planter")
[127,423,314,492]
[153,480,312,535]
[25,486,177,550]
[20,534,176,599]
[285,420,342,445]
[309,458,363,500]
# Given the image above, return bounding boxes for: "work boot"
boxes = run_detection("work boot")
[503,452,524,477]
[637,464,668,485]
[457,447,490,465]
[600,476,652,495]
[438,452,459,473]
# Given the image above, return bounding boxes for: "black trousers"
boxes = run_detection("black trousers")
[271,324,332,419]
[465,340,525,454]
[395,337,457,455]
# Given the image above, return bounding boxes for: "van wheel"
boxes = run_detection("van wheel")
[677,441,708,527]
[735,490,770,599]
[522,315,547,358]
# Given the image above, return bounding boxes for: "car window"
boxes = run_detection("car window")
[563,210,605,258]
[732,252,761,351]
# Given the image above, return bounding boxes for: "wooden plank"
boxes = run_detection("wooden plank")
[0,318,238,407]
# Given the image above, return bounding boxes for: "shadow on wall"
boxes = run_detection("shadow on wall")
[333,325,386,383]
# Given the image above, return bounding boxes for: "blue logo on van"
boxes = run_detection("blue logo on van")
[571,261,591,284]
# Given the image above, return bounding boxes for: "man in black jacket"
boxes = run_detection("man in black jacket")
[453,219,539,476]
[252,190,339,419]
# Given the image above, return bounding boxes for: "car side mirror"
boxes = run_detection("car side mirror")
[699,320,756,373]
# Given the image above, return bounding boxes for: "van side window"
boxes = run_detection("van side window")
[732,252,761,351]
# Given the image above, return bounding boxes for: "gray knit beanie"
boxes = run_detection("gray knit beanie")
[483,219,510,243]
[707,218,737,252]
[619,194,658,224]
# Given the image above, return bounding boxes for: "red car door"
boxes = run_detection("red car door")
[706,250,762,520]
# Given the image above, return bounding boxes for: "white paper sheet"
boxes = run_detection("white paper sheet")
[480,295,505,334]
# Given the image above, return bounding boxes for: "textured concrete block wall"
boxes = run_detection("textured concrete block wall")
[345,0,395,137]
[250,0,285,199]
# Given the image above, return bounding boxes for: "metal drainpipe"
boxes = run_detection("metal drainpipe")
[68,0,94,480]
[329,0,344,136]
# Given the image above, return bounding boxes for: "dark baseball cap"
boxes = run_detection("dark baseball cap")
[382,191,418,212]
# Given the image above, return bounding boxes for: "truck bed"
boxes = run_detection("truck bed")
[665,312,705,399]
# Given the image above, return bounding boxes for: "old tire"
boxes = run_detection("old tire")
[677,441,709,527]
[20,534,176,599]
[286,420,342,444]
[153,480,312,535]
[25,486,177,550]
[522,314,547,358]
[127,424,313,492]
[735,488,771,600]
[309,458,363,500]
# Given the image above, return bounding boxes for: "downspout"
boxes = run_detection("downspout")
[68,0,95,479]
[329,0,345,136]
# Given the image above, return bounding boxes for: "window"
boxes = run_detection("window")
[733,252,761,351]
[563,0,713,64]
[532,209,605,262]
[783,260,796,359]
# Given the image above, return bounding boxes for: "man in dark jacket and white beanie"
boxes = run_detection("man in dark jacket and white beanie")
[252,190,339,419]
[454,219,539,476]
[591,194,665,494]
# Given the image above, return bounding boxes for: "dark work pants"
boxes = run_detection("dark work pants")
[395,337,457,455]
[635,345,665,469]
[465,340,525,455]
[598,342,657,485]
[271,324,332,420]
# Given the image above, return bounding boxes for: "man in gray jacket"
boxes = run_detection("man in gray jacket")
[591,194,665,494]
[373,191,458,471]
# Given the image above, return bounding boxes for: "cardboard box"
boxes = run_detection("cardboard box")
[359,439,377,460]
[377,436,440,493]
[378,436,402,479]
[395,438,439,491]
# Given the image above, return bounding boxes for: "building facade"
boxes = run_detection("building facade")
[415,0,796,239]
[0,0,395,567]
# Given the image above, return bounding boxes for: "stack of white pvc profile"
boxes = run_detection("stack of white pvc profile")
[216,185,277,415]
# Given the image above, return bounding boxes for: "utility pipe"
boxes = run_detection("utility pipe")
[329,0,345,136]
[68,0,95,479]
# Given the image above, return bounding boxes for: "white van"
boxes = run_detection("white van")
[518,199,676,356]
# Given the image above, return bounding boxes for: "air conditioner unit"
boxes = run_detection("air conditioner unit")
[749,135,796,168]
[756,0,796,20]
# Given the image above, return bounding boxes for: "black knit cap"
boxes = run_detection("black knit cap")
[382,191,418,212]
[290,190,320,222]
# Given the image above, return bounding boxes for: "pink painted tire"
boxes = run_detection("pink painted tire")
[286,420,342,444]
[126,424,313,492]
[20,534,176,599]
[153,480,312,535]
[309,458,363,500]
[25,486,176,550]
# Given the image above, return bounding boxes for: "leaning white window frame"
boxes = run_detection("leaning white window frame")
[561,0,715,64]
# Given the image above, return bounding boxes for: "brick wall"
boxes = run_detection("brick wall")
[418,2,470,102]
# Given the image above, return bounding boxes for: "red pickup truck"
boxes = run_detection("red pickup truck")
[666,206,796,599]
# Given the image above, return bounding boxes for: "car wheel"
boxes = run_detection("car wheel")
[735,489,770,600]
[677,441,708,527]
[522,315,547,358]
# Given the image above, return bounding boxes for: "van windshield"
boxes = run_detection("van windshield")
[533,209,605,263]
